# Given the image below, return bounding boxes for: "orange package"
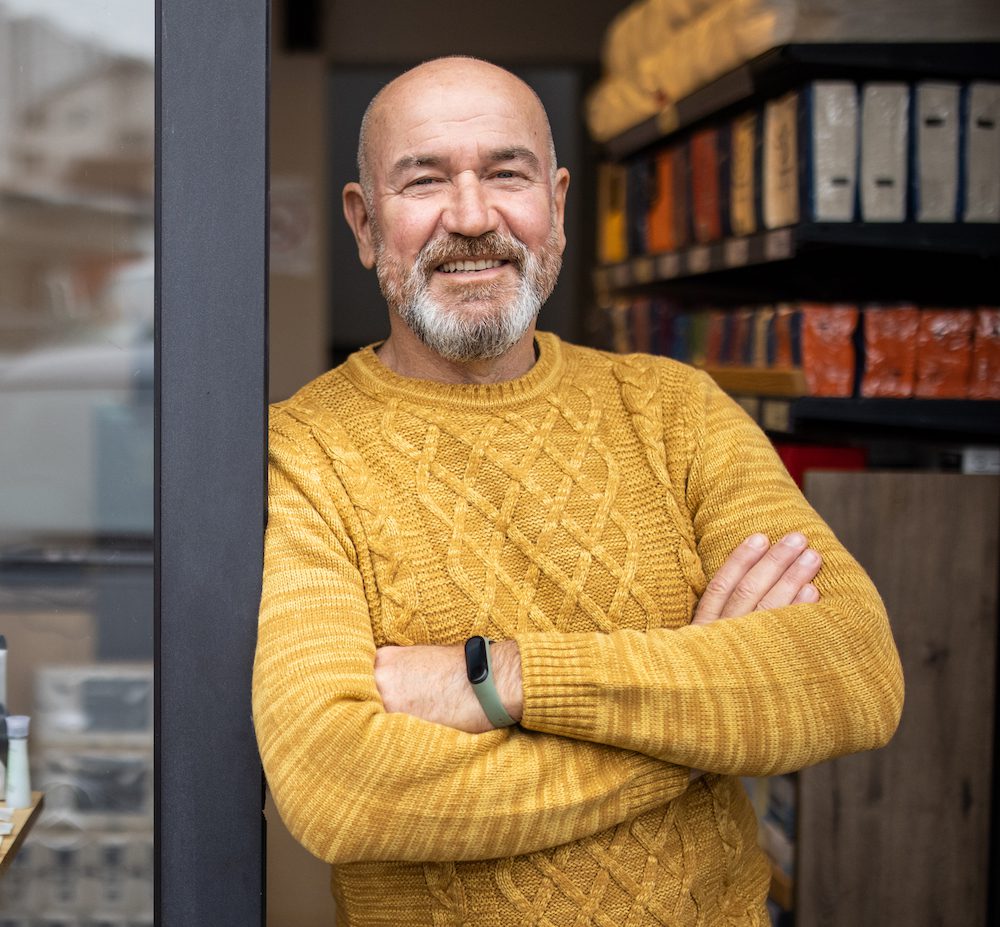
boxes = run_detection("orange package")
[861,304,920,397]
[801,303,859,397]
[915,309,974,398]
[690,128,723,244]
[970,307,1000,399]
[647,147,677,253]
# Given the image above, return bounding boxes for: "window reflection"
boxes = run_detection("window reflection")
[0,1,153,922]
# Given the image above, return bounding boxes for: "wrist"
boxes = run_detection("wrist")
[489,640,524,724]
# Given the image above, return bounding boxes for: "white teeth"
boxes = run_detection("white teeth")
[439,259,504,273]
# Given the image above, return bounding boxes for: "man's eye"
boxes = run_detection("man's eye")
[409,177,439,187]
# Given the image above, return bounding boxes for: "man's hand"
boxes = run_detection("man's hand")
[692,532,821,627]
[374,639,523,734]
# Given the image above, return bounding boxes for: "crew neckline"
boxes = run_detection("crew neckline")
[341,331,566,411]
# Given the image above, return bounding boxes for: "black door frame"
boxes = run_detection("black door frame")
[155,0,269,922]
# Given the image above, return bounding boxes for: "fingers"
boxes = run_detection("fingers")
[692,533,770,625]
[792,583,820,605]
[693,532,823,626]
[722,532,821,619]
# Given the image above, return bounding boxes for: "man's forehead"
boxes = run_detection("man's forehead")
[366,63,550,170]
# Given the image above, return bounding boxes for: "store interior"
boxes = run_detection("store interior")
[265,1,1000,925]
[0,0,997,923]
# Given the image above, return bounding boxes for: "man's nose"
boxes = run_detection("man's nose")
[441,173,497,238]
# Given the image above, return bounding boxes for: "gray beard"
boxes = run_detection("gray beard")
[373,230,561,363]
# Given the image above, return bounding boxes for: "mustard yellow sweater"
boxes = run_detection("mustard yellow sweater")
[253,332,903,927]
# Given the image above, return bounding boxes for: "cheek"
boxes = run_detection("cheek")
[505,198,560,249]
[384,204,442,258]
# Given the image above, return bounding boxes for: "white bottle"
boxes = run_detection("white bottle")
[4,715,31,810]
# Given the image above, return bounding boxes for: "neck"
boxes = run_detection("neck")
[376,317,538,385]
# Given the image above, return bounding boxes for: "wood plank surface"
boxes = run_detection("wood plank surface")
[798,472,999,927]
[0,792,45,877]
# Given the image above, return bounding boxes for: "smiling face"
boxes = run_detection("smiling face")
[343,58,570,363]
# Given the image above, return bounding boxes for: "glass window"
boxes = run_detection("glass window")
[0,1,154,923]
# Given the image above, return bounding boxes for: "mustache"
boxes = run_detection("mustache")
[416,232,529,275]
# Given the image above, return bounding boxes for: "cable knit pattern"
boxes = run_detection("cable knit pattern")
[253,332,903,927]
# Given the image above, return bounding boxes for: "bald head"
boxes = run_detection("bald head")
[357,56,558,206]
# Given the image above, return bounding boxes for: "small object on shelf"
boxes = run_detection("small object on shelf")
[597,163,629,265]
[861,82,910,222]
[913,82,961,223]
[768,303,802,371]
[802,303,859,397]
[648,145,680,253]
[690,126,724,242]
[804,81,859,222]
[915,309,975,398]
[774,441,868,489]
[962,82,1000,223]
[763,91,801,229]
[970,307,1000,399]
[729,109,760,236]
[4,716,30,810]
[626,156,654,257]
[861,304,921,398]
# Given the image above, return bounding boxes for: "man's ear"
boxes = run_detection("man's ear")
[343,182,376,269]
[552,168,570,254]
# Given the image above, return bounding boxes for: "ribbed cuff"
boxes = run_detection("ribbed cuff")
[515,632,603,741]
[623,753,690,815]
[516,631,691,817]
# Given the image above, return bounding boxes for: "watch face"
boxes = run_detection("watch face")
[465,636,490,685]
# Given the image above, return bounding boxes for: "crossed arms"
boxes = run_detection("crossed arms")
[374,530,826,735]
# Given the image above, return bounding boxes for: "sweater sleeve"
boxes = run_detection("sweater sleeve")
[515,371,904,777]
[252,415,689,865]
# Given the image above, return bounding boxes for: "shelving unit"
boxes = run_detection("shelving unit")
[592,40,1000,927]
[594,43,1000,443]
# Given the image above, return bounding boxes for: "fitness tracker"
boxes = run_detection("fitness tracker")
[464,636,517,728]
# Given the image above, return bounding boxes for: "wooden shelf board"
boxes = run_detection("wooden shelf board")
[704,366,807,398]
[0,791,45,877]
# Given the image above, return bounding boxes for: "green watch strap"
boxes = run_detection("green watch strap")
[466,637,517,728]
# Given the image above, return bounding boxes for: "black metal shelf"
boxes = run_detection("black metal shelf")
[791,397,999,437]
[594,224,1000,293]
[604,42,1000,161]
[744,396,1000,441]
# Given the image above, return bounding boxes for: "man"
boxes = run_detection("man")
[253,57,903,926]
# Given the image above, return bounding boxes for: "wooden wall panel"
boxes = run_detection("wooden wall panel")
[798,472,999,927]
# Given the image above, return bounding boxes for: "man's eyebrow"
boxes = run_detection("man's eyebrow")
[487,147,541,171]
[388,154,443,181]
